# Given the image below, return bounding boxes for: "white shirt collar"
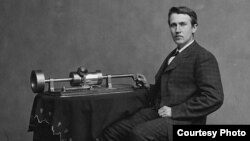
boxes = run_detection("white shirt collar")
[177,40,194,53]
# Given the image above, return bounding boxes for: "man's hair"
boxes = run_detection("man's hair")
[168,6,198,26]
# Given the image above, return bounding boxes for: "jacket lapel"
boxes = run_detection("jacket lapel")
[155,41,197,82]
[155,49,177,81]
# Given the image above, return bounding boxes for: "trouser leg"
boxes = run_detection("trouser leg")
[130,117,173,141]
[98,107,159,141]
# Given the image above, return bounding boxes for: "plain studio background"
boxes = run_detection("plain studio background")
[0,0,250,140]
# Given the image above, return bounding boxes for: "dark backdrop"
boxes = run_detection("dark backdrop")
[0,0,250,140]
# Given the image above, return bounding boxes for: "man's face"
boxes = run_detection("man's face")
[169,13,197,48]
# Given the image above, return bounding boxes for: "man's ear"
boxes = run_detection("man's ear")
[192,24,198,33]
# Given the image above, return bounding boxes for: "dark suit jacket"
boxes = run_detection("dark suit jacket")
[150,41,224,124]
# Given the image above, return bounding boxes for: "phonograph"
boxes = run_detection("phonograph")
[30,66,147,97]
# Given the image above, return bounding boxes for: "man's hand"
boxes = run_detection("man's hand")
[135,74,150,88]
[158,106,172,117]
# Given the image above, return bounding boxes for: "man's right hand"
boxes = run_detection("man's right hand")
[135,74,150,88]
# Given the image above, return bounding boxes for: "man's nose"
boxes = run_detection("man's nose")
[176,25,181,33]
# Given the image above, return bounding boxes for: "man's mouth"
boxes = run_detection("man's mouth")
[175,36,183,39]
[175,34,182,37]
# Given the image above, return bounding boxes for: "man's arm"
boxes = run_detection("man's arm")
[171,52,224,120]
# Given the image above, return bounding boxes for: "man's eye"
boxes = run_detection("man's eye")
[170,24,176,28]
[180,22,187,26]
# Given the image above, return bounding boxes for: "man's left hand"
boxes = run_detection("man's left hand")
[158,106,172,117]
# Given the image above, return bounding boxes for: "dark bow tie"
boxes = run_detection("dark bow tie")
[171,49,179,57]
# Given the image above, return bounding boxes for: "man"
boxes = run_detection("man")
[97,6,224,141]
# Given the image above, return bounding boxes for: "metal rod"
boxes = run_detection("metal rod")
[102,74,135,79]
[45,78,73,83]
